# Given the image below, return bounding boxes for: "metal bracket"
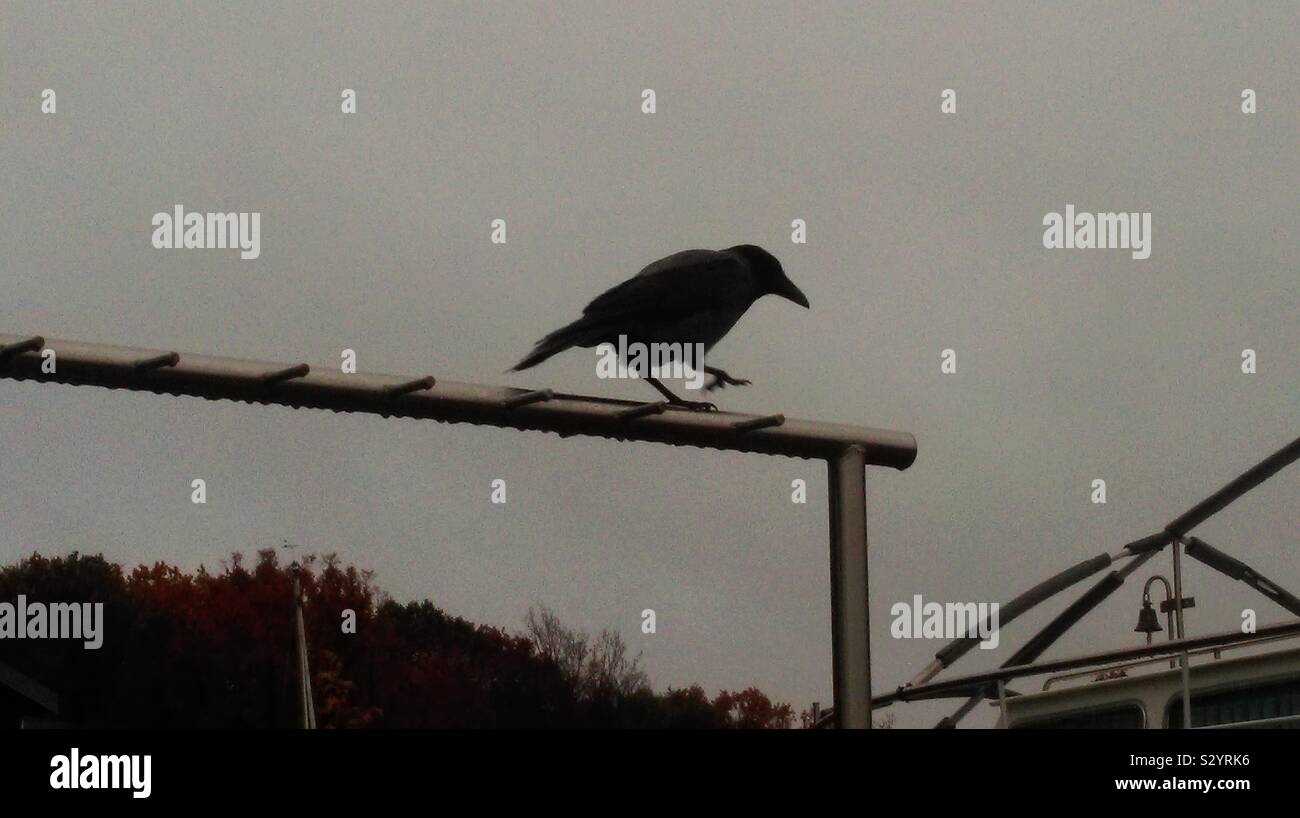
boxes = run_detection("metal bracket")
[261,364,311,385]
[0,336,44,358]
[384,376,435,398]
[733,413,784,433]
[615,401,666,421]
[501,389,554,409]
[131,352,180,374]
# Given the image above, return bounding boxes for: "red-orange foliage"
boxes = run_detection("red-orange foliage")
[1,550,794,728]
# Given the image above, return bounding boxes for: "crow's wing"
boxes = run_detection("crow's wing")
[510,249,754,372]
[582,249,749,322]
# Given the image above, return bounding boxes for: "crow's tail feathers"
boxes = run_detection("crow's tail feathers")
[510,342,564,372]
[510,316,607,371]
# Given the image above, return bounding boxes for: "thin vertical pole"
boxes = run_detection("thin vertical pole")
[1171,540,1192,728]
[293,573,316,729]
[996,679,1010,727]
[828,444,870,728]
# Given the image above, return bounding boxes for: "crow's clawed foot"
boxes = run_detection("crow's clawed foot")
[669,398,718,412]
[705,375,751,392]
[646,376,717,411]
[704,367,752,393]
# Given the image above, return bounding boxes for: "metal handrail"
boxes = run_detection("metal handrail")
[0,333,917,466]
[874,619,1300,707]
[1041,629,1300,690]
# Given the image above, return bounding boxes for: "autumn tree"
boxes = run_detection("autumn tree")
[1,551,794,728]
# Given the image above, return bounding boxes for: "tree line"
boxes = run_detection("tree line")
[0,550,793,728]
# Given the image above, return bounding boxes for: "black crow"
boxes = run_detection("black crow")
[511,244,809,409]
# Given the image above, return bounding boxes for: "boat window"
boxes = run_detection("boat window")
[1167,677,1300,728]
[1012,703,1144,729]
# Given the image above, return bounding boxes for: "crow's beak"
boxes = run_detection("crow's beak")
[779,279,810,309]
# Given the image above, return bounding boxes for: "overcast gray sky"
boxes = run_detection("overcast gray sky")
[1,1,1296,727]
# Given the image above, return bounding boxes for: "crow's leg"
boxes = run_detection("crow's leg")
[645,377,716,412]
[703,366,752,392]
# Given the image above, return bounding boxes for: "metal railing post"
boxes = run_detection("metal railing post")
[1171,539,1193,728]
[828,444,870,728]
